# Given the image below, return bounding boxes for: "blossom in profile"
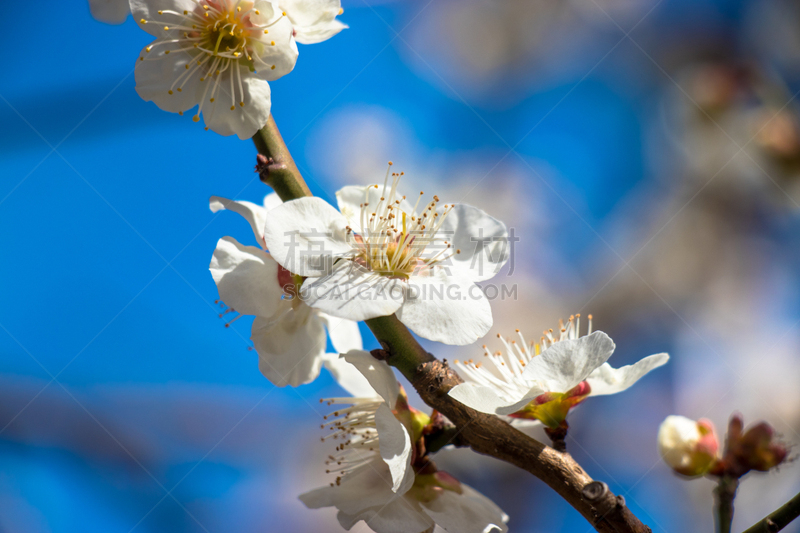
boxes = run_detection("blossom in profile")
[209,194,361,387]
[131,0,298,138]
[89,0,130,23]
[300,351,509,533]
[262,164,510,345]
[279,0,347,44]
[447,315,669,429]
[658,416,719,477]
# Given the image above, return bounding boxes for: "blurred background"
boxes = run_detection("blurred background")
[2,0,800,531]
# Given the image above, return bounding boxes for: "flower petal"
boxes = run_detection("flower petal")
[130,0,196,37]
[337,498,431,533]
[209,237,282,318]
[299,458,420,517]
[342,350,400,405]
[251,306,326,387]
[280,0,348,44]
[249,4,299,81]
[448,383,522,414]
[322,353,375,397]
[210,196,268,247]
[300,261,405,321]
[89,0,129,24]
[318,312,363,353]
[201,74,272,140]
[375,403,414,493]
[396,271,492,345]
[134,45,201,113]
[421,483,509,533]
[295,19,348,45]
[263,192,283,211]
[521,331,616,394]
[435,203,509,282]
[263,197,352,276]
[586,353,670,397]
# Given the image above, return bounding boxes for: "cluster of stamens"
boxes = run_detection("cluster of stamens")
[346,163,460,279]
[138,0,286,123]
[319,397,385,487]
[453,314,593,399]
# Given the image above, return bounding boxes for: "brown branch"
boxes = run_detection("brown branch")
[742,491,800,533]
[252,120,652,533]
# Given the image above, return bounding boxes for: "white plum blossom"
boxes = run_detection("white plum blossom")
[448,315,670,428]
[280,0,347,44]
[209,193,361,387]
[90,0,130,23]
[300,351,509,533]
[658,415,719,477]
[130,0,298,138]
[262,164,510,345]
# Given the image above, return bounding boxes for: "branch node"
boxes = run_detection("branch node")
[371,348,390,361]
[583,481,609,502]
[255,153,289,186]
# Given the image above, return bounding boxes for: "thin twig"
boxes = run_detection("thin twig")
[742,491,800,533]
[714,476,739,533]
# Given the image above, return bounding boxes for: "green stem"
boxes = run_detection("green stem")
[714,477,739,533]
[742,491,800,533]
[252,116,311,201]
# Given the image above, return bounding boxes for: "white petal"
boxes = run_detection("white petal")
[294,19,348,45]
[337,498,432,533]
[300,261,405,321]
[586,353,670,397]
[280,0,348,44]
[322,353,375,397]
[375,404,414,493]
[448,383,525,415]
[209,237,282,318]
[130,0,196,37]
[335,185,415,233]
[521,331,616,394]
[435,204,509,282]
[134,45,201,113]
[396,271,492,345]
[263,192,283,211]
[202,73,272,140]
[251,306,326,387]
[210,196,267,247]
[342,350,400,405]
[422,483,509,533]
[263,197,352,276]
[89,0,129,24]
[318,312,363,353]
[299,458,415,516]
[248,5,299,80]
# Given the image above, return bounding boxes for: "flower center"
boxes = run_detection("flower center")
[138,0,285,122]
[347,163,458,279]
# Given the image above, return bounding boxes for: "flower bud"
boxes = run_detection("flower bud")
[658,415,719,477]
[712,414,789,477]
